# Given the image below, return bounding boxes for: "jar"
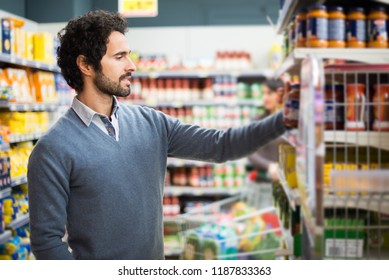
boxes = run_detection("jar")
[346,7,366,48]
[367,6,388,48]
[295,10,307,47]
[328,7,346,48]
[324,84,344,130]
[373,84,389,131]
[307,5,328,48]
[284,83,300,128]
[345,84,366,131]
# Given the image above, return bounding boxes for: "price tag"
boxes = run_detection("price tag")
[118,0,158,17]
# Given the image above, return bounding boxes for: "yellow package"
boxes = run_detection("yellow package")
[33,32,54,63]
[32,71,57,103]
[25,32,34,60]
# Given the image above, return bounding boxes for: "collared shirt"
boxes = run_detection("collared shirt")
[71,96,120,141]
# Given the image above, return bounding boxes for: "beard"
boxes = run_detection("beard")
[93,70,132,97]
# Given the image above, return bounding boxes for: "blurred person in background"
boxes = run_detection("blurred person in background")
[248,78,286,182]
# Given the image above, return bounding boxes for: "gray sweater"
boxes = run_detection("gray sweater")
[27,104,286,260]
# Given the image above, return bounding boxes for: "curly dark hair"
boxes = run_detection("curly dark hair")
[57,10,128,92]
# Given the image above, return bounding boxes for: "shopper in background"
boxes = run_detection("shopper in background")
[248,79,286,182]
[27,10,291,260]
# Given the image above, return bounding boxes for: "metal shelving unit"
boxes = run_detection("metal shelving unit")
[0,230,12,244]
[164,186,243,197]
[0,53,60,73]
[9,132,45,144]
[0,188,11,199]
[275,0,389,259]
[0,100,60,112]
[276,48,389,78]
[6,213,30,230]
[11,175,28,188]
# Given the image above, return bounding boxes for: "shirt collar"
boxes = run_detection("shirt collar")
[71,96,120,127]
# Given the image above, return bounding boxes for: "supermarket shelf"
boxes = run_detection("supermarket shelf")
[324,131,389,151]
[11,175,28,187]
[0,230,12,244]
[0,187,11,199]
[9,132,45,143]
[164,186,243,196]
[164,249,183,257]
[324,194,389,215]
[0,53,60,73]
[125,99,264,108]
[275,0,323,34]
[278,168,300,211]
[167,158,249,167]
[132,69,268,79]
[276,48,389,77]
[375,0,389,4]
[0,142,10,151]
[0,100,59,112]
[167,158,212,167]
[6,213,29,230]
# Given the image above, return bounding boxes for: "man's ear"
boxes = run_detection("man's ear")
[76,55,94,76]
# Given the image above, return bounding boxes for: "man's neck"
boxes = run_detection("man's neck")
[77,90,114,117]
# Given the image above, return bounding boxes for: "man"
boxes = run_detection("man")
[27,10,289,260]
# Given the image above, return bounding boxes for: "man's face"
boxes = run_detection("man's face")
[94,31,136,97]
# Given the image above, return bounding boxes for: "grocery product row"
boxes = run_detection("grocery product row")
[0,142,33,190]
[118,76,265,103]
[155,105,261,129]
[131,50,254,72]
[283,70,389,132]
[1,16,56,64]
[0,67,74,105]
[165,162,247,189]
[281,2,389,57]
[0,183,31,260]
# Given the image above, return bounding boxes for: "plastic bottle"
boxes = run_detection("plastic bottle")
[328,6,346,48]
[345,83,366,131]
[367,6,388,48]
[307,5,328,48]
[346,7,366,48]
[373,84,389,131]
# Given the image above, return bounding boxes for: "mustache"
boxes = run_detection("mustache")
[119,73,132,81]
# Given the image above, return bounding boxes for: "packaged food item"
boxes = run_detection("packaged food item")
[346,7,366,48]
[283,83,300,128]
[295,9,307,47]
[4,68,33,103]
[328,7,346,48]
[325,84,344,130]
[367,6,388,48]
[345,83,366,131]
[32,71,57,103]
[307,5,328,48]
[373,83,389,131]
[33,32,54,63]
[1,18,12,54]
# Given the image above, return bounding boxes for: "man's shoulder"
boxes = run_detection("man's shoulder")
[38,109,78,143]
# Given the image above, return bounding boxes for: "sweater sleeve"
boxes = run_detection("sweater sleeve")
[166,110,287,163]
[27,141,74,260]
